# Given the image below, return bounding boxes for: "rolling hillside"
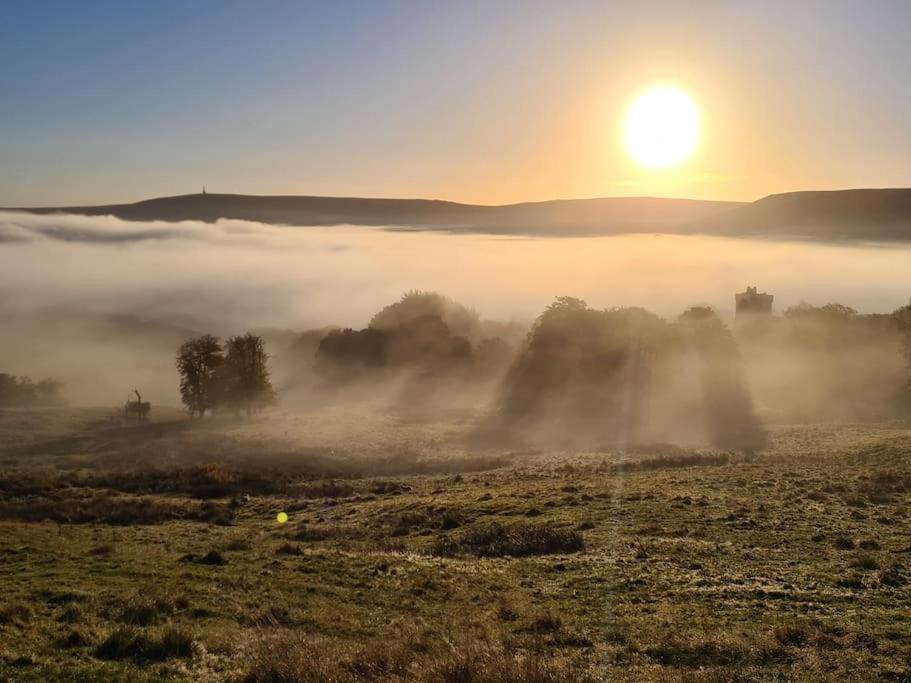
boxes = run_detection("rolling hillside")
[692,188,911,241]
[10,188,911,240]
[10,193,742,236]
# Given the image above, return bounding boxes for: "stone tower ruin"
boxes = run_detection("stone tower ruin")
[735,286,773,318]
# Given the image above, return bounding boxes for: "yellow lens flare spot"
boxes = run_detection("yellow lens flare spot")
[624,85,699,169]
[276,511,288,524]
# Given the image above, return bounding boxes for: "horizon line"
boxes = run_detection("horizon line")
[7,184,911,211]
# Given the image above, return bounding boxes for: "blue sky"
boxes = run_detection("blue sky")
[2,0,911,205]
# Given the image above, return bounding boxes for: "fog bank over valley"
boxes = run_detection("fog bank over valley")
[1,210,910,415]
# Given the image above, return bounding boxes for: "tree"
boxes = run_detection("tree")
[176,335,223,417]
[35,379,65,407]
[220,333,274,415]
[0,374,65,408]
[369,290,480,340]
[894,301,911,408]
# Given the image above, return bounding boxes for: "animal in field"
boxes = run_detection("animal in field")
[124,389,151,422]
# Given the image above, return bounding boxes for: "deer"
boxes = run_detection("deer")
[123,389,151,422]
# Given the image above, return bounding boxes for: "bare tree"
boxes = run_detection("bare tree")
[176,335,223,417]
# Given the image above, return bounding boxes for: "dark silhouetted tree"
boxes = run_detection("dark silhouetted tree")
[176,335,223,417]
[220,333,275,415]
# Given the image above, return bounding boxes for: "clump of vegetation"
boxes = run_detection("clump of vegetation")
[58,627,95,649]
[849,554,881,571]
[94,625,195,662]
[197,549,227,566]
[0,373,65,408]
[432,522,584,558]
[276,542,304,556]
[0,494,234,525]
[0,601,33,625]
[242,631,595,683]
[291,524,364,542]
[293,480,355,499]
[609,452,730,473]
[177,332,274,417]
[118,596,177,626]
[492,298,766,450]
[833,536,855,550]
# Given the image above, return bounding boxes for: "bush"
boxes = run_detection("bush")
[432,523,584,558]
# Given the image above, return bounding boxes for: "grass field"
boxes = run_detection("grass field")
[1,406,910,681]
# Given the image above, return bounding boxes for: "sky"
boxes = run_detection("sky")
[2,0,911,206]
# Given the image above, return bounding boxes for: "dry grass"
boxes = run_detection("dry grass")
[241,631,596,683]
[432,522,585,557]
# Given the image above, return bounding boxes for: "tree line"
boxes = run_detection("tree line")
[0,374,65,409]
[176,333,274,417]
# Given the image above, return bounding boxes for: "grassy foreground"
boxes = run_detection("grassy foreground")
[1,407,910,681]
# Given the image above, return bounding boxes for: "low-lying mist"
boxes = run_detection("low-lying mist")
[1,210,910,444]
[3,210,911,330]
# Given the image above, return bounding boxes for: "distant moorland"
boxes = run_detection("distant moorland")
[11,187,911,241]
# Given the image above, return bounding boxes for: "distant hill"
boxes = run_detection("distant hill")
[692,188,911,241]
[10,188,911,240]
[9,193,742,236]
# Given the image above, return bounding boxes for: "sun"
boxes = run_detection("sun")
[624,85,699,169]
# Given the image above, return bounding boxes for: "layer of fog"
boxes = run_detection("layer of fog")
[1,209,910,409]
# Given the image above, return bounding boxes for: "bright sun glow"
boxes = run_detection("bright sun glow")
[625,85,699,169]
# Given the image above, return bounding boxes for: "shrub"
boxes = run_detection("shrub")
[432,523,584,558]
